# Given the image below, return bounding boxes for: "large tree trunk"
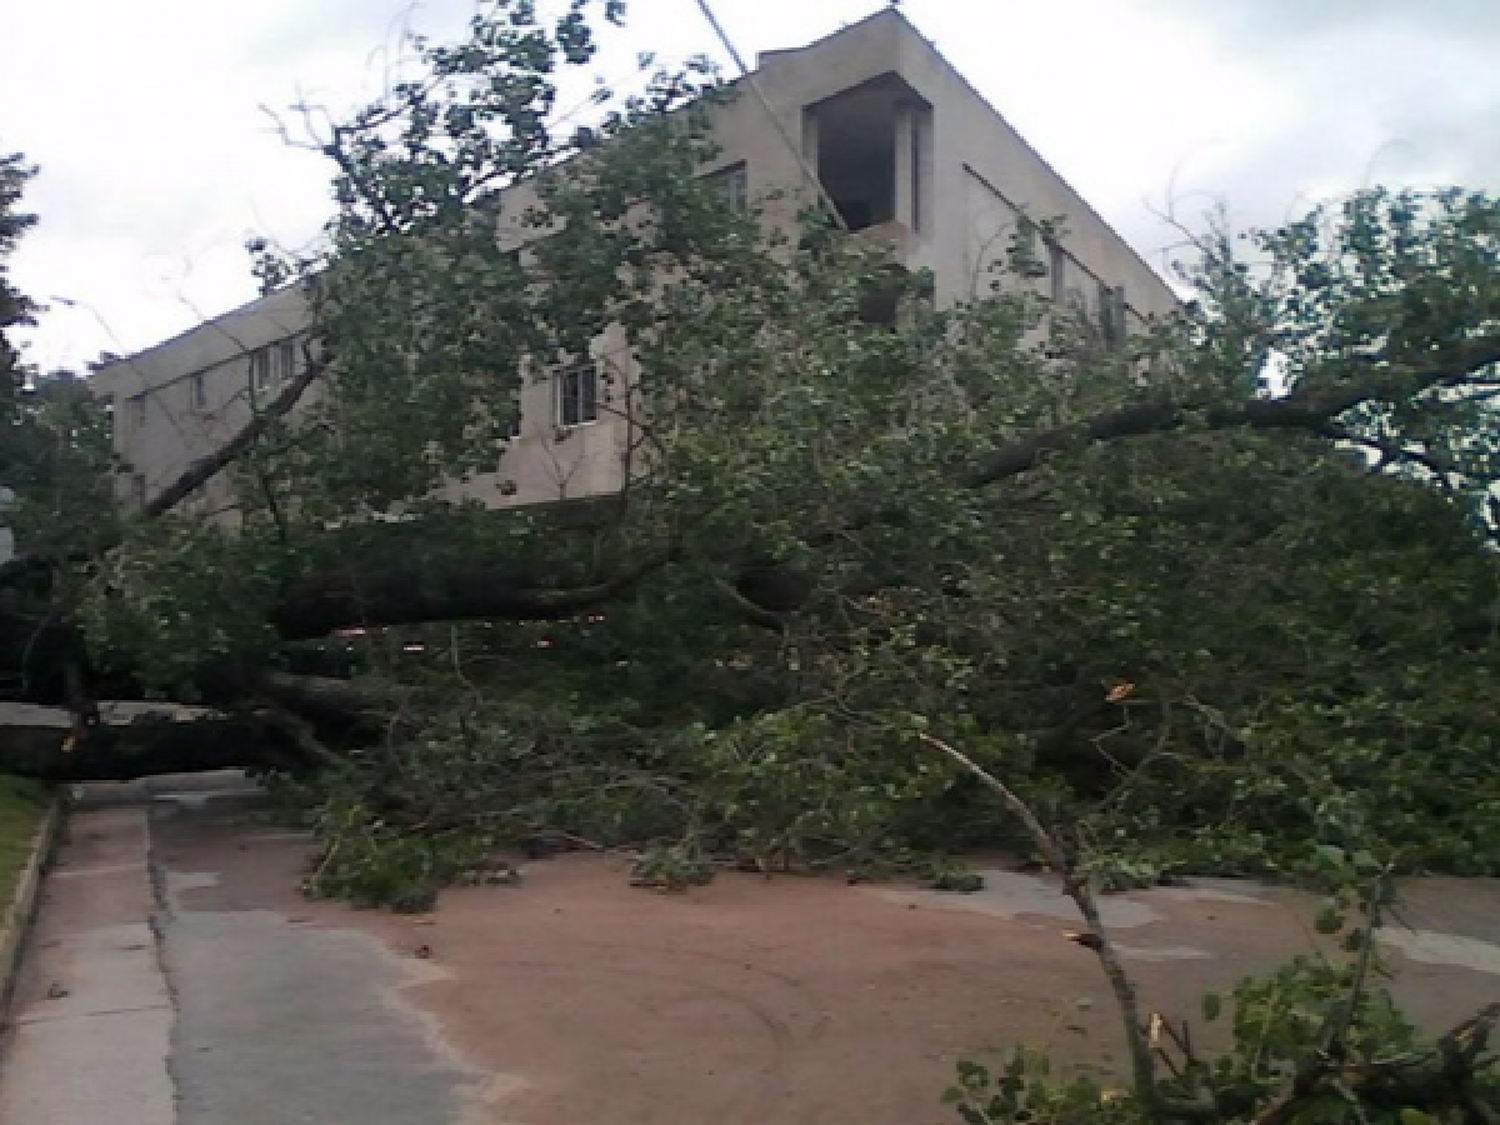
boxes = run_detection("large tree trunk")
[0,703,315,781]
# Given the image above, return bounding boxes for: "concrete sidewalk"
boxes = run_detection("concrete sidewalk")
[0,802,174,1123]
[0,774,488,1124]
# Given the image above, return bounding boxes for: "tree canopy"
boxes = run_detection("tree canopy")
[3,0,1500,905]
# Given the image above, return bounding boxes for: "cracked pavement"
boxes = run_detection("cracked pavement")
[0,774,489,1125]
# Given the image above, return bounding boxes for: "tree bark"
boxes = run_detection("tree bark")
[0,704,311,781]
[270,549,672,640]
[962,334,1500,488]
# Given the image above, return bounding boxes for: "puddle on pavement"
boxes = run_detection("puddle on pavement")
[166,870,220,897]
[867,869,1283,962]
[158,851,526,1122]
[870,869,1271,928]
[875,869,1500,974]
[1379,929,1500,977]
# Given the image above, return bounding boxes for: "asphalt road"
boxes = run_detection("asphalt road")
[0,774,488,1125]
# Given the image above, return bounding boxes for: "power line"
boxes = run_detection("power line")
[690,0,846,228]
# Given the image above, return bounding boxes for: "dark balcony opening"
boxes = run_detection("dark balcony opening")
[811,78,927,234]
[818,97,893,231]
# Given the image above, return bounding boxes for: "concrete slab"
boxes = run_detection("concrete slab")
[163,907,479,1125]
[0,805,173,1125]
[4,779,490,1124]
[12,922,165,1022]
[0,1009,174,1124]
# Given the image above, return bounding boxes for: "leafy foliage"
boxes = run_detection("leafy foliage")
[0,154,117,561]
[943,897,1499,1123]
[0,148,37,411]
[8,3,1500,916]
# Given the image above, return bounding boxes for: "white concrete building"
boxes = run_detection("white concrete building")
[92,8,1178,519]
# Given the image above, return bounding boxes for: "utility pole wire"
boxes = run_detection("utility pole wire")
[689,0,848,229]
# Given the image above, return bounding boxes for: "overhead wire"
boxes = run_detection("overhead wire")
[689,0,848,228]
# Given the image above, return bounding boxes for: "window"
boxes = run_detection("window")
[189,373,207,410]
[276,339,299,384]
[1099,284,1128,349]
[553,359,599,427]
[815,88,896,231]
[1048,241,1068,305]
[250,348,272,392]
[857,262,906,328]
[1009,216,1046,278]
[707,162,749,212]
[127,394,146,432]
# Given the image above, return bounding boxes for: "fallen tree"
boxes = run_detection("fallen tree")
[0,704,301,781]
[3,3,1500,904]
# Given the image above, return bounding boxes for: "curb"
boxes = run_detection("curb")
[0,793,65,1021]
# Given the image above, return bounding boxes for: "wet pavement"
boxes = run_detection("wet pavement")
[0,775,489,1125]
[2,774,1500,1124]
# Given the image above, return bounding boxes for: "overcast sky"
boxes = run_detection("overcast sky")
[4,0,1496,373]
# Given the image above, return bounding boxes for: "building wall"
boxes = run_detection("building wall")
[434,324,638,511]
[92,285,313,515]
[745,10,1179,319]
[91,9,1179,521]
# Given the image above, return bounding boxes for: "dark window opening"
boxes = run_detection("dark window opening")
[857,263,909,327]
[1099,284,1128,349]
[554,360,599,427]
[1048,241,1068,305]
[1009,216,1047,278]
[127,393,146,431]
[811,80,928,234]
[276,339,299,383]
[250,348,272,392]
[816,94,894,231]
[706,162,749,212]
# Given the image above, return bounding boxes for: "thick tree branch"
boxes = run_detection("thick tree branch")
[917,732,1170,1116]
[963,334,1500,488]
[144,345,327,517]
[258,671,429,717]
[270,548,676,639]
[0,705,308,780]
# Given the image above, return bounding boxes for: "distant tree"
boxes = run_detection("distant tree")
[0,149,37,416]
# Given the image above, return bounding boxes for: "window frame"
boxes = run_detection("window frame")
[553,358,601,428]
[1099,283,1128,349]
[705,161,749,212]
[249,347,273,393]
[126,393,147,433]
[276,339,299,385]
